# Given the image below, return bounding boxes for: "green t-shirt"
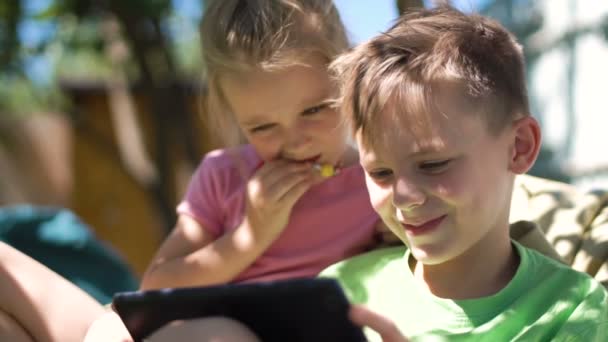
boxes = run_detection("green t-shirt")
[320,242,608,341]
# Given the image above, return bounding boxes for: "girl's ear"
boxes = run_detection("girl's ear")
[508,116,542,174]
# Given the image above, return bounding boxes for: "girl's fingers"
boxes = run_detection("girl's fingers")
[277,174,315,206]
[349,305,409,342]
[265,168,314,204]
[257,161,308,184]
[257,164,313,199]
[255,159,302,179]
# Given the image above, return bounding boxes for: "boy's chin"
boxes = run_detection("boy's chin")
[408,246,453,266]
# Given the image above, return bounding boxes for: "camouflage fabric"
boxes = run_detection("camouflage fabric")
[511,174,608,287]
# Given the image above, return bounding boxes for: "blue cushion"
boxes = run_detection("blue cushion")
[0,205,138,303]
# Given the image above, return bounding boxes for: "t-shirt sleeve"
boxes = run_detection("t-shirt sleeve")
[554,280,608,341]
[176,154,226,238]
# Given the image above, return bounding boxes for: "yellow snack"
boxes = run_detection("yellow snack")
[315,163,337,178]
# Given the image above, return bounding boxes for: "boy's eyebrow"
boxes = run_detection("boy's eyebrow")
[362,143,449,163]
[408,146,448,157]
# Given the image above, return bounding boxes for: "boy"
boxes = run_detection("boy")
[322,6,608,341]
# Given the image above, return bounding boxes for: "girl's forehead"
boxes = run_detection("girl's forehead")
[219,57,333,121]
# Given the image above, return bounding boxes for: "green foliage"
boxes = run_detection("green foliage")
[0,74,67,117]
[0,0,194,116]
[111,0,172,18]
[34,0,96,19]
[0,0,22,71]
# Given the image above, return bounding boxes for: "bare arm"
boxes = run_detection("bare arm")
[140,214,279,290]
[141,160,316,290]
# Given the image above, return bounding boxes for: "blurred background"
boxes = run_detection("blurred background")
[1,0,607,277]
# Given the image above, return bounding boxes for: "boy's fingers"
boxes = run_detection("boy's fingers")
[349,305,409,342]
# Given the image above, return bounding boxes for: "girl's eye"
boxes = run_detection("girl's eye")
[250,123,276,133]
[302,104,328,116]
[368,168,393,181]
[419,159,451,173]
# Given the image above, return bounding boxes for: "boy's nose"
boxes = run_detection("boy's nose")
[392,178,426,212]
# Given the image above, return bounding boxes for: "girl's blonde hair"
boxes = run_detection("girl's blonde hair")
[200,0,349,147]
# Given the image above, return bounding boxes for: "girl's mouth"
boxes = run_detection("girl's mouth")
[287,154,321,164]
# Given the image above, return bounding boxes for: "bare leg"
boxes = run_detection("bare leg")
[0,242,106,342]
[0,309,35,342]
[83,311,133,342]
[147,317,261,342]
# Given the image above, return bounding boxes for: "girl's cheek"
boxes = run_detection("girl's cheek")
[250,135,282,160]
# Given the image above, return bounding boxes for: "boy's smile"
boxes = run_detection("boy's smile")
[357,92,517,269]
[400,214,447,237]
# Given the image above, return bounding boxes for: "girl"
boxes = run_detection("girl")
[139,0,382,290]
[2,2,383,340]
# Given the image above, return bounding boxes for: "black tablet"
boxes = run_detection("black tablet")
[112,277,366,342]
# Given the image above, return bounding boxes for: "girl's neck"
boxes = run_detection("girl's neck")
[410,225,519,300]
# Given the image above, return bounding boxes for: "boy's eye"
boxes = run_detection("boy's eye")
[419,159,451,173]
[301,104,328,116]
[368,168,393,181]
[250,123,276,133]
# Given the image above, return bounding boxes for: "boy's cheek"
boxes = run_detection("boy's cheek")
[373,220,403,247]
[366,184,392,215]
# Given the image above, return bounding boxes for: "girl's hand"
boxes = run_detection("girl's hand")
[245,160,316,241]
[349,305,410,342]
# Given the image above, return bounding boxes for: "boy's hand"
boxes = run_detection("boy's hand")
[245,160,316,241]
[349,305,410,342]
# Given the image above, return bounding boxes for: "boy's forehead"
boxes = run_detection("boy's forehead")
[362,80,483,132]
[355,89,483,160]
[357,109,445,159]
[357,92,439,149]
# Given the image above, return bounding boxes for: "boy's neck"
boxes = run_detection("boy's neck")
[409,224,519,300]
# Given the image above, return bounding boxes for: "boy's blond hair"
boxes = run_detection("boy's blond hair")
[200,0,349,146]
[331,6,530,148]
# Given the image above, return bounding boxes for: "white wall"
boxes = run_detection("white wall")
[528,0,608,190]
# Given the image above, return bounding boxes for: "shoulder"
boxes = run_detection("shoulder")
[191,145,260,182]
[517,242,608,300]
[186,145,260,194]
[199,145,259,171]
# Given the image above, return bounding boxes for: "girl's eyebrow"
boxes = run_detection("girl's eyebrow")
[297,86,333,108]
[240,115,271,127]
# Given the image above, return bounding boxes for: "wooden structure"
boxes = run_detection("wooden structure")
[61,81,210,276]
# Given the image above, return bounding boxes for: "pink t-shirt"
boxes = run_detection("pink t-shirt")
[177,144,378,283]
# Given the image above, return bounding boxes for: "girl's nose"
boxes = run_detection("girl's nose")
[283,127,312,155]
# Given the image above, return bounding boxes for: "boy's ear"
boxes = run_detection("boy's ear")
[508,116,541,174]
